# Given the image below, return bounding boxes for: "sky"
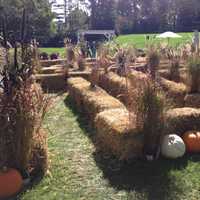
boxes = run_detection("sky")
[51,0,88,22]
[52,0,88,15]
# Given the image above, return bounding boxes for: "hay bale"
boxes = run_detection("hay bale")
[67,71,91,81]
[41,66,65,74]
[68,77,126,120]
[136,57,147,63]
[67,77,91,107]
[159,77,187,107]
[83,91,126,120]
[95,108,143,160]
[40,59,66,67]
[165,107,200,136]
[98,72,129,105]
[184,94,200,108]
[35,73,67,92]
[130,64,147,73]
[128,70,148,87]
[158,68,187,84]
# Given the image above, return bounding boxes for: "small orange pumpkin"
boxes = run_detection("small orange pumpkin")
[183,131,200,153]
[0,168,23,198]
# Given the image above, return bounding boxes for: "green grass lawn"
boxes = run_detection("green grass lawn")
[40,32,193,55]
[115,32,193,48]
[39,48,65,57]
[21,94,200,200]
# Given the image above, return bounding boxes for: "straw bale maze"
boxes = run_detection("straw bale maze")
[36,56,200,162]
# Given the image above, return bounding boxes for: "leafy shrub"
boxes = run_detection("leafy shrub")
[40,52,49,60]
[50,53,59,60]
[0,10,50,173]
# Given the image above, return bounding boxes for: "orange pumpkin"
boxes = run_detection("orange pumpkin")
[0,168,23,198]
[183,131,200,153]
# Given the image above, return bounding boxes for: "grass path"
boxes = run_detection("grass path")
[21,94,200,200]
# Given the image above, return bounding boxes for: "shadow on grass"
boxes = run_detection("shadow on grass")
[64,95,195,200]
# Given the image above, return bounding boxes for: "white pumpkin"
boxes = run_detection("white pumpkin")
[161,134,186,159]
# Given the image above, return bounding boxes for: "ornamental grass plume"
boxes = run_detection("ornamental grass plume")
[97,44,111,73]
[187,54,200,93]
[166,47,181,82]
[0,9,50,174]
[76,53,86,71]
[65,38,75,68]
[147,45,160,80]
[115,45,136,76]
[135,77,165,159]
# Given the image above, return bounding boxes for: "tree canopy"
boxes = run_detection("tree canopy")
[87,0,200,33]
[1,0,200,46]
[0,0,55,44]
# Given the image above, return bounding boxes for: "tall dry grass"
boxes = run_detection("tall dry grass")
[147,45,160,80]
[128,75,165,159]
[166,47,181,82]
[187,54,200,93]
[0,10,50,174]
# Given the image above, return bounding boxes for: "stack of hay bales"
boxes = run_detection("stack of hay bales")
[98,70,149,108]
[68,77,126,120]
[159,77,187,107]
[36,61,67,92]
[35,73,67,92]
[68,77,143,159]
[159,60,186,70]
[165,107,200,135]
[158,68,187,84]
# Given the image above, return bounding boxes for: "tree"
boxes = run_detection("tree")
[0,0,55,44]
[88,0,116,30]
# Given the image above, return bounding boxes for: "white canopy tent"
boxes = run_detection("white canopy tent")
[156,32,182,39]
[156,32,182,44]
